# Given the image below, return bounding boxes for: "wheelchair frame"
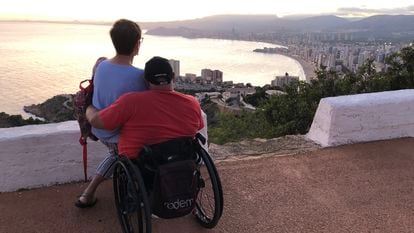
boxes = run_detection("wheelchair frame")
[112,137,223,233]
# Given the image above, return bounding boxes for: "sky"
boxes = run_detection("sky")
[1,0,414,22]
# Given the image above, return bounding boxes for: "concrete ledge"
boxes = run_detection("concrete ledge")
[0,121,107,192]
[307,89,414,147]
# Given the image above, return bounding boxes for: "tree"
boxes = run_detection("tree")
[207,44,414,144]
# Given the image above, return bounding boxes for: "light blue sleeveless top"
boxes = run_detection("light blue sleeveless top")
[92,60,148,143]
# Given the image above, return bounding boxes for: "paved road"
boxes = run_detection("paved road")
[1,138,414,233]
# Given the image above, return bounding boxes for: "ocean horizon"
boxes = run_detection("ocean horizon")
[0,21,305,117]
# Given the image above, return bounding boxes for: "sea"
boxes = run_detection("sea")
[0,21,305,117]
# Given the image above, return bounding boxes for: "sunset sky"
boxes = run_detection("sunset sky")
[1,0,413,22]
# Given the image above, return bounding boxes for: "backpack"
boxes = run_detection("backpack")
[151,159,199,218]
[73,56,106,181]
[140,138,201,218]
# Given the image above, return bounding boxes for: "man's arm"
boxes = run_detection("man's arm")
[86,105,105,129]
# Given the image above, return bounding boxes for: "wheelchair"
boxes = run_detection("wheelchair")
[112,134,223,233]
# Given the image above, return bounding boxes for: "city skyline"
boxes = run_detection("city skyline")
[1,0,413,22]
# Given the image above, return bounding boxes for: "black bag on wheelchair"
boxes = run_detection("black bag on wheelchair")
[140,138,200,219]
[152,159,199,218]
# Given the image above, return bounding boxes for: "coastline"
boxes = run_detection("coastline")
[145,29,317,82]
[2,23,316,122]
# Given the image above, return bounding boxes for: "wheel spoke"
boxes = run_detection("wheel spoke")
[194,150,223,228]
[113,159,151,233]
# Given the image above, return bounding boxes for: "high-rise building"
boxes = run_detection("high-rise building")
[327,54,336,70]
[212,70,223,83]
[357,53,365,66]
[202,68,223,84]
[201,69,213,80]
[271,73,299,88]
[168,59,180,78]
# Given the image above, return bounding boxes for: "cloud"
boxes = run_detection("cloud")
[336,5,414,17]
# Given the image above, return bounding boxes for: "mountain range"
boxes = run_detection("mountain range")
[140,14,414,41]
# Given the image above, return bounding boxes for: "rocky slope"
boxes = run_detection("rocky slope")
[23,94,75,123]
[0,112,44,128]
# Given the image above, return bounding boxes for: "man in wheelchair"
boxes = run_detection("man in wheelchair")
[86,56,222,232]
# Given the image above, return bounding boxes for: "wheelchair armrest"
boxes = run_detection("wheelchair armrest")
[196,133,206,145]
[140,146,154,163]
[141,146,152,156]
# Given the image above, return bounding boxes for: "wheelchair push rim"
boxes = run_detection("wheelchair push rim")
[113,158,152,233]
[194,149,224,228]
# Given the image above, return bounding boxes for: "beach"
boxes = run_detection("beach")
[253,45,317,82]
[282,53,317,82]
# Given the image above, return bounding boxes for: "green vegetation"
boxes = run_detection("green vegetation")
[208,43,414,144]
[1,95,74,128]
[24,95,75,123]
[0,112,44,128]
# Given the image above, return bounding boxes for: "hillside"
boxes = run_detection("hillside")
[143,14,414,40]
[340,15,414,38]
[23,94,75,123]
[141,14,281,32]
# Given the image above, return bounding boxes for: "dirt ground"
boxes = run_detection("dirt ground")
[209,135,320,160]
[1,137,413,233]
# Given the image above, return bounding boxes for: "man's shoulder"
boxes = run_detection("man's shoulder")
[184,94,199,105]
[172,92,201,108]
[122,91,144,98]
[138,90,199,104]
[172,91,196,100]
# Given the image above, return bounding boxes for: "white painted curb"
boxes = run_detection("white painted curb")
[307,89,414,147]
[0,121,107,192]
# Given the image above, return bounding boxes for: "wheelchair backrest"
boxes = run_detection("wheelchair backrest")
[139,137,198,168]
[139,136,205,219]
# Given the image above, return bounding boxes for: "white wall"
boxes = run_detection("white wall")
[0,121,107,192]
[0,119,210,193]
[307,89,414,147]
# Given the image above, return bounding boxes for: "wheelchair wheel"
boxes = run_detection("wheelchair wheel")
[194,148,224,228]
[113,157,152,233]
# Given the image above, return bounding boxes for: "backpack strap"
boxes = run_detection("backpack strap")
[78,56,107,182]
[79,137,88,182]
[79,79,92,90]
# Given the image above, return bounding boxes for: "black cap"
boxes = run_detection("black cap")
[144,56,173,85]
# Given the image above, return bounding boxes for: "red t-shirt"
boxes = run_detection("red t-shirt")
[99,90,204,159]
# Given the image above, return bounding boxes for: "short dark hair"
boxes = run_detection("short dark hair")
[110,19,141,56]
[144,56,173,85]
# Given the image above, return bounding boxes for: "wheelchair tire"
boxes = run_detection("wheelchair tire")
[194,148,224,228]
[113,157,152,233]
